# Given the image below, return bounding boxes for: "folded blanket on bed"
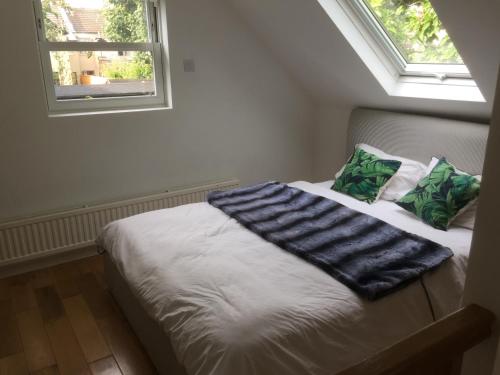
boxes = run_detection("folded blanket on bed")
[208,181,453,300]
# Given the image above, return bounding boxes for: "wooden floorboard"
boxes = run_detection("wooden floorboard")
[63,295,111,363]
[35,287,65,323]
[0,254,157,375]
[97,313,157,375]
[16,308,56,372]
[45,316,91,375]
[31,365,60,375]
[51,262,81,299]
[11,282,38,315]
[0,278,9,301]
[30,269,55,290]
[89,356,122,375]
[0,299,23,359]
[0,352,29,375]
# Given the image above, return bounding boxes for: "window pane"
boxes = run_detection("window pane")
[41,0,149,43]
[363,0,463,64]
[50,50,155,100]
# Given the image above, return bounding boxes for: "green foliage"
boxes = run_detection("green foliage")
[333,148,401,204]
[41,0,69,41]
[102,52,152,80]
[365,0,463,64]
[103,0,148,43]
[397,158,480,230]
[42,0,74,85]
[103,0,153,80]
[52,52,74,85]
[133,51,153,79]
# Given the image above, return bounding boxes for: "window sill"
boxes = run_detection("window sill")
[389,77,486,102]
[48,104,172,118]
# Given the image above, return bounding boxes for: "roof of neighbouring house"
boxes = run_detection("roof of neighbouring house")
[67,8,104,34]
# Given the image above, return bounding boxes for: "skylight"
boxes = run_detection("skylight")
[316,0,485,102]
[347,0,471,79]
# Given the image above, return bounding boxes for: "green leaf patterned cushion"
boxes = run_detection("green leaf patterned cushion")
[396,158,481,231]
[332,148,402,204]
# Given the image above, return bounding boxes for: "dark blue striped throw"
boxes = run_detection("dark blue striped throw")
[207,181,453,300]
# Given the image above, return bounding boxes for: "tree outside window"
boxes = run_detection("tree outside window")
[364,0,463,64]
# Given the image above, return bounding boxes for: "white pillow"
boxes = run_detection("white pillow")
[336,144,427,201]
[453,200,478,230]
[425,157,481,230]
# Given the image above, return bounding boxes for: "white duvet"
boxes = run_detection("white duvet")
[100,181,472,375]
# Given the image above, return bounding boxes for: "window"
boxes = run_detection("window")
[33,0,168,114]
[318,0,485,101]
[348,0,470,79]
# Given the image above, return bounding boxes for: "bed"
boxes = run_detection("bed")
[99,108,489,375]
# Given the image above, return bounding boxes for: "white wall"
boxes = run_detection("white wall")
[312,104,352,181]
[432,0,500,103]
[0,0,314,221]
[461,67,500,375]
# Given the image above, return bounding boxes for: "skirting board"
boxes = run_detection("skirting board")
[0,245,99,278]
[0,179,240,277]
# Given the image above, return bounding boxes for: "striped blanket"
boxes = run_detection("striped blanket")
[207,182,453,300]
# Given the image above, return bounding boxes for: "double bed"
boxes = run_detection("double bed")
[99,109,488,375]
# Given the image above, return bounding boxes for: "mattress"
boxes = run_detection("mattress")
[99,181,472,375]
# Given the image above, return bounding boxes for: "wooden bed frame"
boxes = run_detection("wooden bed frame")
[337,304,494,375]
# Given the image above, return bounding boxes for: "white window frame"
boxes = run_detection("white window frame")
[316,0,484,102]
[32,0,168,114]
[345,0,471,81]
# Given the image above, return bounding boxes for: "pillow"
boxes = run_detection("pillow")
[396,158,481,231]
[424,157,482,230]
[452,200,478,230]
[332,147,402,204]
[335,144,427,201]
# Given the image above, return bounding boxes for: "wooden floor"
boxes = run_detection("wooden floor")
[0,251,157,375]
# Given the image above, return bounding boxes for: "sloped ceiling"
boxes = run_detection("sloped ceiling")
[227,0,499,121]
[431,0,500,104]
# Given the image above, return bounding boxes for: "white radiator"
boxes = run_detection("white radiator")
[0,179,240,266]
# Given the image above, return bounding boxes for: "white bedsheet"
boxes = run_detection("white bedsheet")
[100,181,472,375]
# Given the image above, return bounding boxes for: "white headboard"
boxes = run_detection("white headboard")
[347,108,489,175]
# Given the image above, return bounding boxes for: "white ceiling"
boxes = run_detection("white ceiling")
[227,0,499,121]
[431,0,500,104]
